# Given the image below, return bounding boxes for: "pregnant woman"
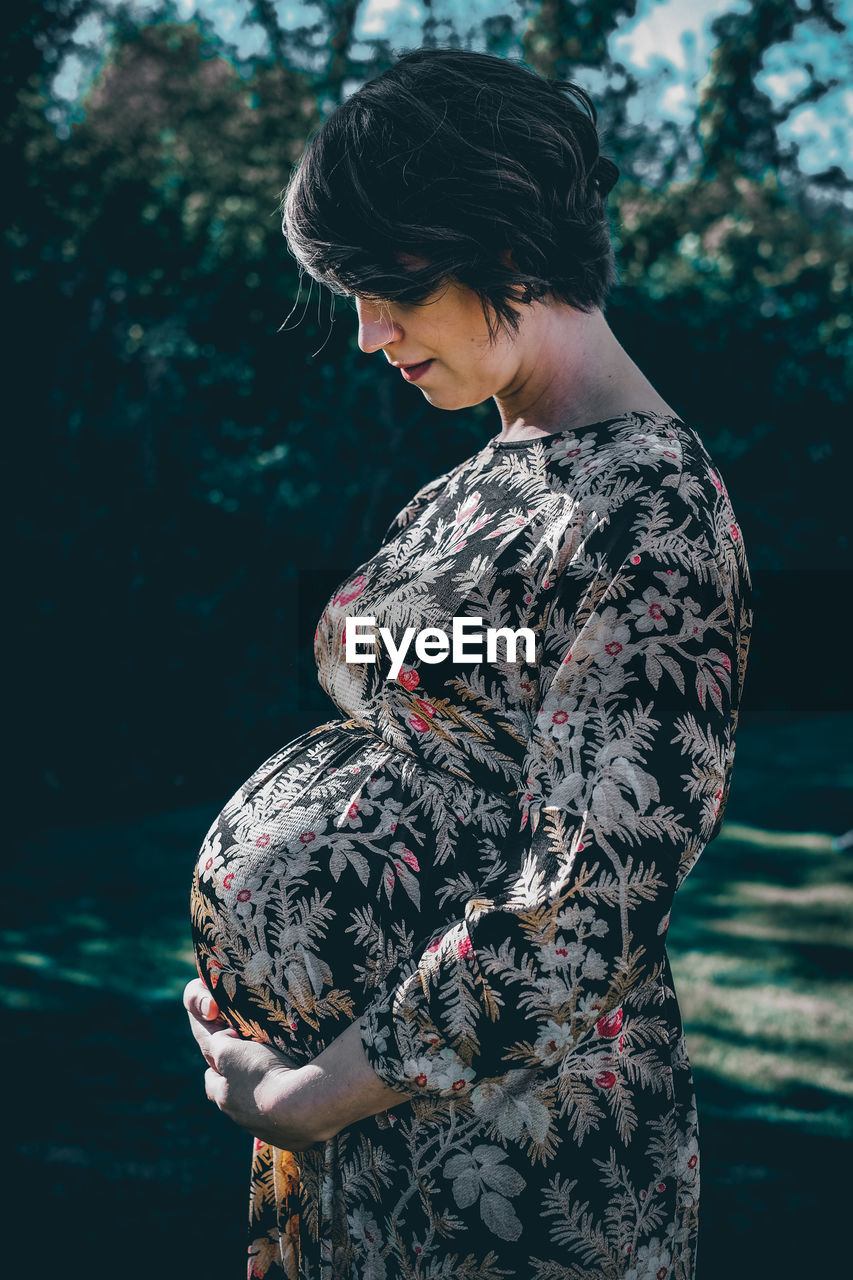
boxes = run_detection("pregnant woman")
[184,48,753,1280]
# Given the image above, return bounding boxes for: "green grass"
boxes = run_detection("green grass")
[4,712,851,1276]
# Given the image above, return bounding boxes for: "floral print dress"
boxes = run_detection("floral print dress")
[190,409,753,1280]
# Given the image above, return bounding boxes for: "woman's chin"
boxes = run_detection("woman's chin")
[421,384,482,412]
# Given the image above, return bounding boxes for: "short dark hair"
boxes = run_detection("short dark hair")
[281,47,620,343]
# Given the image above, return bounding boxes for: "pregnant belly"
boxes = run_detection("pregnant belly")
[189,720,458,1065]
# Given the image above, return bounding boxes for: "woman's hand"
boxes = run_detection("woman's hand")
[183,977,330,1151]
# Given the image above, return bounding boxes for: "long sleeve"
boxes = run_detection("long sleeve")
[357,479,750,1100]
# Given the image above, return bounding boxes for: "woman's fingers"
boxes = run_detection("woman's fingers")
[205,1065,225,1105]
[188,1016,241,1072]
[184,975,234,1073]
[183,976,225,1024]
[186,1008,218,1066]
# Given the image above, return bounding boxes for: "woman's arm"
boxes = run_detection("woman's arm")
[354,483,751,1101]
[184,978,412,1148]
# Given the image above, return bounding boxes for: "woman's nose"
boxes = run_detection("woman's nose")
[356,299,403,354]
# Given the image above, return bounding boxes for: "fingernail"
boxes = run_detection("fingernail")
[201,998,212,1018]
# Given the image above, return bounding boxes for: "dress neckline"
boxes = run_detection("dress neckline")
[487,409,685,449]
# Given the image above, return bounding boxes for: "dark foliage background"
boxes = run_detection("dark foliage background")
[4,2,851,1277]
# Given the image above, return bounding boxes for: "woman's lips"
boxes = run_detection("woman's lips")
[400,359,434,382]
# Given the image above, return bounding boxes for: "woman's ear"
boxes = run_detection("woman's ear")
[500,247,518,271]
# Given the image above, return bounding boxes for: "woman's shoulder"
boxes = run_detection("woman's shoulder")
[531,409,745,566]
[590,413,751,598]
[502,410,693,506]
[580,410,729,521]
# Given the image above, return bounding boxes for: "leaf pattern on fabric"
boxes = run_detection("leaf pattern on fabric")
[190,410,752,1279]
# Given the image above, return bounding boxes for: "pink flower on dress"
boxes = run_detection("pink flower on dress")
[255,833,270,848]
[457,936,473,959]
[401,850,420,871]
[595,1070,616,1089]
[398,668,419,690]
[299,831,315,843]
[414,698,435,718]
[596,1007,624,1038]
[409,715,429,733]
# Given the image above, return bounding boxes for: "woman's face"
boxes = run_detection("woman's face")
[350,252,523,411]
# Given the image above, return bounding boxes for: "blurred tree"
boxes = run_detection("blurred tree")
[7,0,851,830]
[696,0,846,187]
[522,0,638,76]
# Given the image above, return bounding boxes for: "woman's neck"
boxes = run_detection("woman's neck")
[492,304,679,443]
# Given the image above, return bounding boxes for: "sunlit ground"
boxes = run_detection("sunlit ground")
[4,713,851,1276]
